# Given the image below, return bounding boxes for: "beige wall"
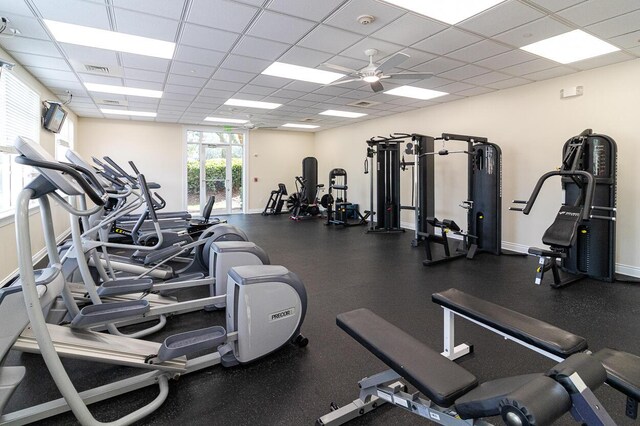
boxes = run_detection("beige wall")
[315,58,640,275]
[0,46,77,281]
[76,120,315,213]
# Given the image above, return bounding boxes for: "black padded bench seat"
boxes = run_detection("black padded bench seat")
[594,348,640,401]
[432,288,588,358]
[337,309,478,407]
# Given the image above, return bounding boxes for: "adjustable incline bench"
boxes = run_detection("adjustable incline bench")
[433,288,640,420]
[318,308,618,426]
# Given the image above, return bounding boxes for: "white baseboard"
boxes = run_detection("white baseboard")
[0,228,71,287]
[246,208,263,214]
[614,263,640,278]
[501,241,529,254]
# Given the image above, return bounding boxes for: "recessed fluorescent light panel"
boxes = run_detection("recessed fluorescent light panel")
[85,83,163,98]
[261,62,344,84]
[521,30,620,64]
[282,123,320,129]
[101,109,157,117]
[204,117,249,124]
[380,0,505,25]
[44,19,175,59]
[224,99,281,109]
[385,86,448,100]
[319,110,367,118]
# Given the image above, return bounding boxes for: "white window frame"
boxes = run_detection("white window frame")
[55,118,75,162]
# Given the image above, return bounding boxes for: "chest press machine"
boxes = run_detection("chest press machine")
[318,289,639,425]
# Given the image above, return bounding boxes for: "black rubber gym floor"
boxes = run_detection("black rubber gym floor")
[5,214,640,425]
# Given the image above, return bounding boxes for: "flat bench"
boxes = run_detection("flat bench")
[432,288,639,419]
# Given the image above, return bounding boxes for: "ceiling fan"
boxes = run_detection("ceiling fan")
[223,114,278,130]
[323,49,433,93]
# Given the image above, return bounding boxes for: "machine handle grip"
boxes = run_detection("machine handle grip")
[137,174,158,223]
[509,208,524,212]
[128,161,141,175]
[512,200,527,204]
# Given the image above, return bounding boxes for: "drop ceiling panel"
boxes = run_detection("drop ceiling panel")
[220,54,271,73]
[525,0,586,13]
[113,10,179,42]
[2,37,62,57]
[571,51,635,70]
[493,17,574,47]
[212,68,256,83]
[174,45,226,67]
[187,0,259,32]
[448,40,511,63]
[458,1,545,37]
[486,76,533,89]
[80,74,124,85]
[165,84,201,95]
[436,81,476,93]
[60,43,120,66]
[232,36,290,60]
[205,80,244,91]
[463,71,511,85]
[476,49,538,70]
[267,0,345,21]
[180,23,240,52]
[26,66,77,82]
[411,28,482,55]
[0,0,35,17]
[247,74,291,88]
[166,73,208,88]
[278,46,334,67]
[369,13,447,46]
[112,0,187,20]
[585,9,640,39]
[439,64,489,81]
[457,86,496,97]
[170,61,216,78]
[557,0,640,26]
[247,11,316,44]
[162,92,196,101]
[298,25,363,54]
[284,80,330,92]
[32,0,110,29]
[9,52,71,71]
[120,53,170,72]
[325,0,405,35]
[391,48,436,70]
[609,30,640,49]
[124,68,167,83]
[412,57,465,74]
[237,84,277,96]
[4,15,50,40]
[500,58,558,76]
[522,66,574,81]
[340,37,404,60]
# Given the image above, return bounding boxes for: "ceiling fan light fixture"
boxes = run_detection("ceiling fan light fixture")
[363,75,380,83]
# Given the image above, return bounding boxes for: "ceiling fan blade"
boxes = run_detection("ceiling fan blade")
[322,62,360,74]
[386,72,434,80]
[327,78,362,86]
[377,52,410,72]
[370,81,384,92]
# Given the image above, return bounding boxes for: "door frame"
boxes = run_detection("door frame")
[181,126,249,214]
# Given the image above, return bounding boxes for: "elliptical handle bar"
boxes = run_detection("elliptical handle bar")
[521,170,595,220]
[128,160,141,175]
[136,173,158,223]
[15,156,106,206]
[103,156,137,185]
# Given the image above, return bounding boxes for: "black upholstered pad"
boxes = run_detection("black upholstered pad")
[541,205,583,248]
[336,309,478,407]
[594,348,640,400]
[432,289,588,357]
[454,373,542,419]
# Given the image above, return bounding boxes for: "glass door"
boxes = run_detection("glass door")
[186,129,244,215]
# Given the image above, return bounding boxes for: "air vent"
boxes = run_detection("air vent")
[95,99,129,107]
[348,100,380,108]
[85,64,110,74]
[300,117,318,122]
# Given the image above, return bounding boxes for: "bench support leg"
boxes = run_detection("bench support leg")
[441,308,471,360]
[567,373,616,426]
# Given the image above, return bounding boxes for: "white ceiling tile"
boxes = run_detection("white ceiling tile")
[120,53,170,72]
[439,65,489,80]
[8,52,70,71]
[32,0,110,29]
[571,50,635,70]
[165,84,201,95]
[39,78,86,91]
[525,0,586,12]
[500,58,558,76]
[269,88,307,99]
[205,79,244,91]
[0,0,35,17]
[322,55,369,72]
[282,80,325,92]
[166,73,207,88]
[458,1,545,37]
[220,54,271,73]
[267,0,344,21]
[232,35,290,60]
[247,11,316,44]
[298,25,363,54]
[122,79,164,90]
[246,74,291,88]
[340,37,404,61]
[586,10,640,39]
[162,92,196,101]
[435,81,476,93]
[124,68,167,83]
[463,71,511,85]
[287,99,316,107]
[400,76,453,89]
[200,88,236,98]
[486,77,532,89]
[431,94,464,103]
[522,66,575,81]
[212,68,256,83]
[79,74,124,85]
[237,84,277,96]
[277,46,334,67]
[456,86,496,97]
[113,9,179,42]
[60,43,119,65]
[494,17,574,47]
[2,37,62,57]
[325,0,405,35]
[370,13,447,46]
[159,99,191,107]
[475,49,538,70]
[112,0,187,20]
[180,23,240,52]
[298,93,332,102]
[170,61,216,78]
[187,0,259,32]
[448,40,511,63]
[411,28,482,55]
[412,57,465,74]
[390,48,436,70]
[609,30,640,49]
[3,15,50,40]
[627,46,640,56]
[312,86,352,96]
[174,45,226,67]
[26,66,77,82]
[557,0,640,26]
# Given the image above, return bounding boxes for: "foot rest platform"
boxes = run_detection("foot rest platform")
[71,300,150,328]
[528,247,565,258]
[156,326,226,363]
[432,288,588,357]
[97,278,153,296]
[337,308,478,407]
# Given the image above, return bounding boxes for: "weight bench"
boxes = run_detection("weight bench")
[433,288,640,419]
[318,308,616,426]
[528,205,585,287]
